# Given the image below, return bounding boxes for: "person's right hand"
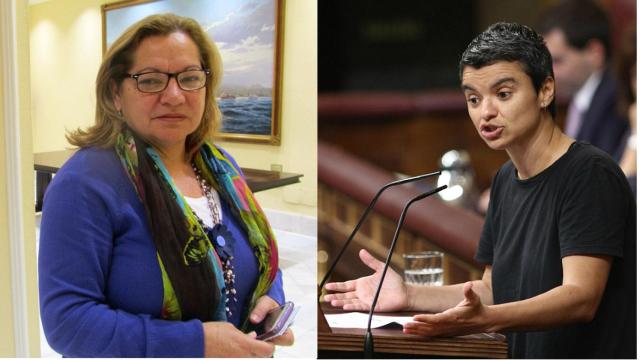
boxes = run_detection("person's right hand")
[202,321,274,357]
[323,249,409,312]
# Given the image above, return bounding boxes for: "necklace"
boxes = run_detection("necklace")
[192,163,238,319]
[192,165,221,225]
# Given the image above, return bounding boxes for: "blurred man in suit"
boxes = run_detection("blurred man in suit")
[537,0,628,160]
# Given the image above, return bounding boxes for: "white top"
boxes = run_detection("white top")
[573,70,603,113]
[184,189,223,229]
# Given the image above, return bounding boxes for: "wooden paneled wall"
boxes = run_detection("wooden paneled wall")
[319,91,567,191]
[319,92,508,191]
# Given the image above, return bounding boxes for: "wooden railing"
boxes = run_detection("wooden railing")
[318,141,485,286]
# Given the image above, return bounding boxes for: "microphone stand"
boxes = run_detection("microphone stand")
[364,185,447,358]
[317,171,441,299]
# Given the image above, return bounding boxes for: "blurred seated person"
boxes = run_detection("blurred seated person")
[538,0,628,159]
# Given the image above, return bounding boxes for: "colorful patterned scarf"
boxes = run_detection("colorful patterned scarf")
[115,130,279,328]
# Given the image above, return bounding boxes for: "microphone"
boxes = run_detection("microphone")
[318,171,441,298]
[364,185,448,358]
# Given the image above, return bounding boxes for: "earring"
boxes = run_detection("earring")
[117,110,123,117]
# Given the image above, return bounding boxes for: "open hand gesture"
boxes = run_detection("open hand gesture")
[323,249,409,312]
[403,281,490,337]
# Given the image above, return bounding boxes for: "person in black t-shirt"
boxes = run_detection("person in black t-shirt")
[323,22,636,358]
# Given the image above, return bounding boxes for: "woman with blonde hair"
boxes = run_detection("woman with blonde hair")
[39,13,292,357]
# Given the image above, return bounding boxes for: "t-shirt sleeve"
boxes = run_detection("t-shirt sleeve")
[39,171,204,357]
[475,174,500,265]
[558,158,631,258]
[476,215,494,265]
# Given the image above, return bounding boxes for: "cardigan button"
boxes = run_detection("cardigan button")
[216,235,226,247]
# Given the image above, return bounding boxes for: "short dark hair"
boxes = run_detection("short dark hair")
[537,0,611,58]
[459,22,556,119]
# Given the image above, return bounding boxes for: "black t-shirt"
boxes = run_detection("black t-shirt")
[476,142,636,358]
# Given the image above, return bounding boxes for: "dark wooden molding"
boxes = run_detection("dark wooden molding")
[319,90,466,119]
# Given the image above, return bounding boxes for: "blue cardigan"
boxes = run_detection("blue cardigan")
[38,147,284,357]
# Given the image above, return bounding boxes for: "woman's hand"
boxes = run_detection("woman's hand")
[249,295,295,346]
[202,321,274,357]
[323,249,409,312]
[403,281,491,337]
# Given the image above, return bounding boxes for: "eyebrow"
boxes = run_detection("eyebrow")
[132,64,202,74]
[461,77,518,92]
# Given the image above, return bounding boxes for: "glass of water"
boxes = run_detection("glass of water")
[403,251,444,286]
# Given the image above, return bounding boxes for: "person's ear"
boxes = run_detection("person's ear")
[111,80,122,112]
[539,76,555,109]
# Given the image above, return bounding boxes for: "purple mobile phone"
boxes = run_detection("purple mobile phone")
[255,301,295,341]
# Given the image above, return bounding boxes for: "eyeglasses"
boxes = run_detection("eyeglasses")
[126,69,210,93]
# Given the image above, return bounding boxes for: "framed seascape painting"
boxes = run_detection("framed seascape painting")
[102,0,285,145]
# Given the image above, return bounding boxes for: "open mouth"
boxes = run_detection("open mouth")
[480,124,503,140]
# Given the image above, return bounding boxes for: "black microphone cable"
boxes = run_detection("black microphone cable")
[364,185,448,358]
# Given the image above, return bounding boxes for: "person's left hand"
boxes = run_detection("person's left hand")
[249,295,295,346]
[403,282,491,337]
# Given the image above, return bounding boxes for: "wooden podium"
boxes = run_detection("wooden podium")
[318,303,508,358]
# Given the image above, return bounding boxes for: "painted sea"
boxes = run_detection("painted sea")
[219,97,272,135]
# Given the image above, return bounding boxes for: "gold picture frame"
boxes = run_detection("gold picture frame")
[102,0,285,145]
